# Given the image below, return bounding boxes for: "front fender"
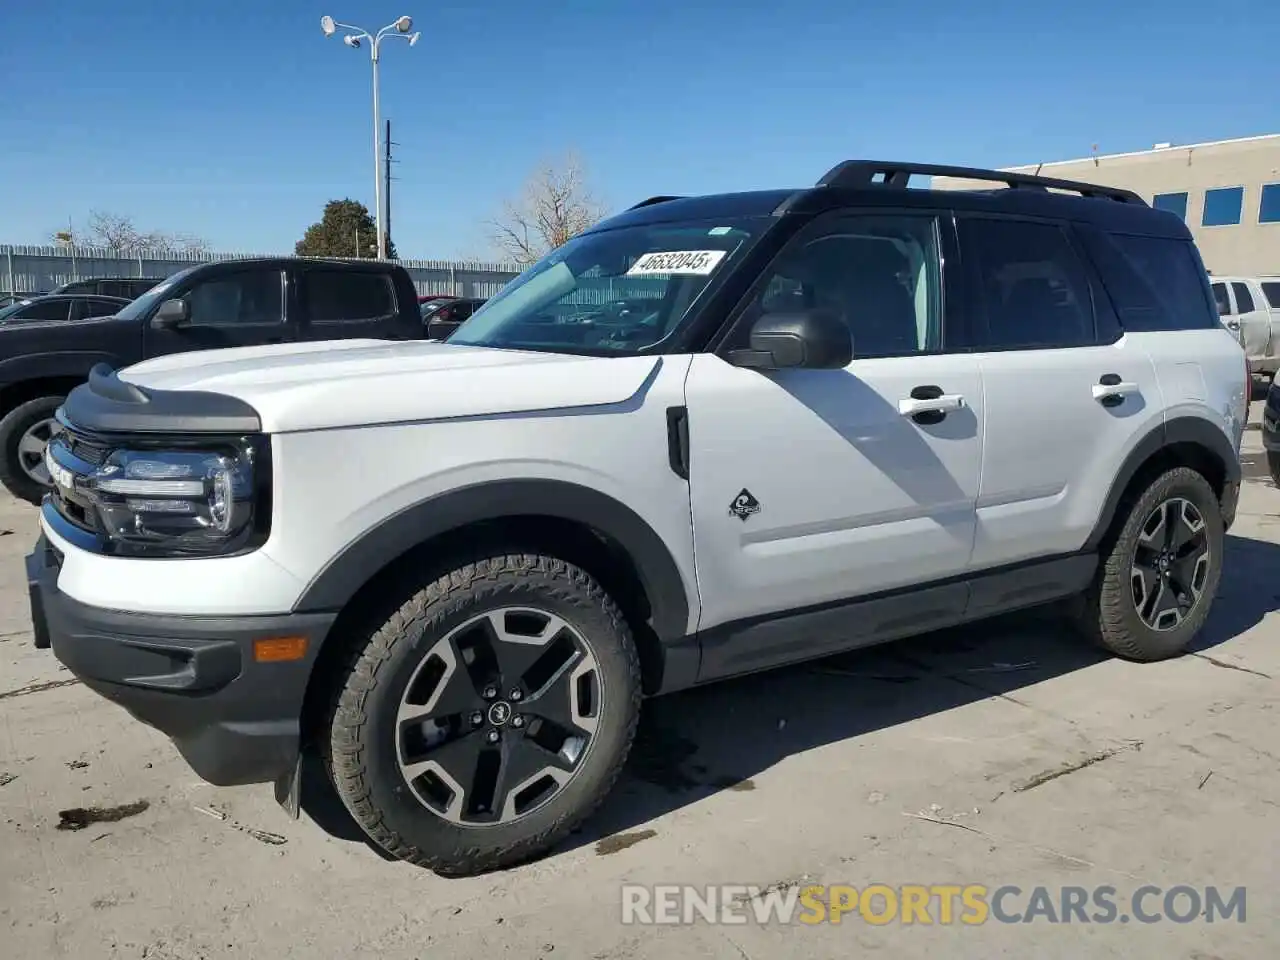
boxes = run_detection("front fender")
[291,477,692,646]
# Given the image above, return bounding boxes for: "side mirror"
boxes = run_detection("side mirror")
[728,309,852,370]
[151,298,189,330]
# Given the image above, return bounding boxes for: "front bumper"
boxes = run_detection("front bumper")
[25,533,337,786]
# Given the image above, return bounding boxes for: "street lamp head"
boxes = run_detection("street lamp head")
[407,31,420,46]
[343,34,361,48]
[395,15,413,33]
[320,15,336,36]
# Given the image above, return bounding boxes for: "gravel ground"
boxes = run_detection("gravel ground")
[1,406,1277,959]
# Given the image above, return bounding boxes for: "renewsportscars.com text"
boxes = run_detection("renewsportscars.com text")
[620,883,1247,926]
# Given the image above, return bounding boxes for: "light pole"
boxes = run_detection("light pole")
[321,14,420,260]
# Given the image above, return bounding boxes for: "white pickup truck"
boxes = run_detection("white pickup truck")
[1211,276,1280,385]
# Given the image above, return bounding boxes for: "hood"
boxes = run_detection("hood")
[117,338,663,433]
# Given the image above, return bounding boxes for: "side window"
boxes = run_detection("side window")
[958,218,1095,349]
[1090,233,1218,331]
[1262,281,1280,310]
[82,299,123,318]
[185,271,284,327]
[98,280,125,298]
[1231,282,1255,313]
[305,271,396,324]
[1211,282,1232,316]
[17,299,71,322]
[740,214,942,358]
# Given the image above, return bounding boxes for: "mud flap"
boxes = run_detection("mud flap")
[273,752,302,820]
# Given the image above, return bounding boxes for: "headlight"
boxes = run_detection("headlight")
[75,439,267,557]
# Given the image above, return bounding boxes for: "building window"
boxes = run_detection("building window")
[1260,184,1280,224]
[1202,186,1244,227]
[1153,192,1188,220]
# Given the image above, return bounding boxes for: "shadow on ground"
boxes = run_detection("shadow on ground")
[297,532,1280,867]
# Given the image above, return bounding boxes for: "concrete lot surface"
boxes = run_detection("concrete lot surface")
[2,410,1279,959]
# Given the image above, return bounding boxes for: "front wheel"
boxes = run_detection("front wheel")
[0,396,64,505]
[327,553,642,876]
[1076,467,1224,661]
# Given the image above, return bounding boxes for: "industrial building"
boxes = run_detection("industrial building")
[932,134,1280,276]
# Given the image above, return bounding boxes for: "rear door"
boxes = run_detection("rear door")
[296,265,404,342]
[958,214,1163,570]
[144,266,293,358]
[1230,280,1271,371]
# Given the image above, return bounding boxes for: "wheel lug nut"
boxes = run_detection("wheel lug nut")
[482,685,498,700]
[470,711,484,726]
[486,730,500,744]
[509,689,523,701]
[512,715,525,728]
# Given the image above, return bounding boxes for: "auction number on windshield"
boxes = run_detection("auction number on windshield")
[626,250,727,276]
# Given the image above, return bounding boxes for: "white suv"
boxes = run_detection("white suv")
[26,161,1248,876]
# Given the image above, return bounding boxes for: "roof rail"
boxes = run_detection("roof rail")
[815,160,1146,205]
[627,195,684,210]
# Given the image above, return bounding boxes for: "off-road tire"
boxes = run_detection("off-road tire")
[1074,467,1223,661]
[327,553,642,877]
[0,396,63,505]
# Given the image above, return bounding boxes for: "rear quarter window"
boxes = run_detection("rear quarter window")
[1082,231,1217,331]
[304,270,397,324]
[1262,281,1280,310]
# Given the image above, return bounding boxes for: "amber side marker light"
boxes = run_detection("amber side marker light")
[253,636,309,663]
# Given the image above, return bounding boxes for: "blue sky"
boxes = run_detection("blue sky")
[2,0,1277,261]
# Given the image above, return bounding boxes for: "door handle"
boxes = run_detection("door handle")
[1093,375,1140,407]
[899,394,965,417]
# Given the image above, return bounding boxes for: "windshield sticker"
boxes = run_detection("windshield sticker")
[626,250,727,276]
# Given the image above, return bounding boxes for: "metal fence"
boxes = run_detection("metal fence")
[0,244,524,300]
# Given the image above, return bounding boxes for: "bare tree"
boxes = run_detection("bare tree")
[488,153,608,266]
[84,210,208,254]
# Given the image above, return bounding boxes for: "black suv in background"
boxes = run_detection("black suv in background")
[0,256,425,504]
[0,294,132,325]
[51,277,166,300]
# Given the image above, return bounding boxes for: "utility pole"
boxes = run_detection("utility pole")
[384,118,398,258]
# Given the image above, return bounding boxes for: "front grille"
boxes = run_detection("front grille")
[67,436,109,466]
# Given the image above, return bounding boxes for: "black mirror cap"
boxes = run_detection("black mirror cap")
[728,309,852,370]
[151,298,189,329]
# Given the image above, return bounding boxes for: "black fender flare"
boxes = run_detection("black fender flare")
[292,478,692,644]
[1084,415,1240,550]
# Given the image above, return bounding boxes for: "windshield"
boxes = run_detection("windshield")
[110,266,199,322]
[447,217,768,355]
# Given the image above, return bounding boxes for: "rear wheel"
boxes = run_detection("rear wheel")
[1268,450,1280,489]
[0,396,64,505]
[1075,467,1223,661]
[327,553,642,876]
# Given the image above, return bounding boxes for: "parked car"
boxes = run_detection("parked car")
[0,293,130,326]
[422,296,487,339]
[50,277,167,301]
[1210,276,1280,388]
[27,160,1246,878]
[0,256,423,504]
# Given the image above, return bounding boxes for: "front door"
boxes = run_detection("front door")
[145,267,292,358]
[685,211,983,677]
